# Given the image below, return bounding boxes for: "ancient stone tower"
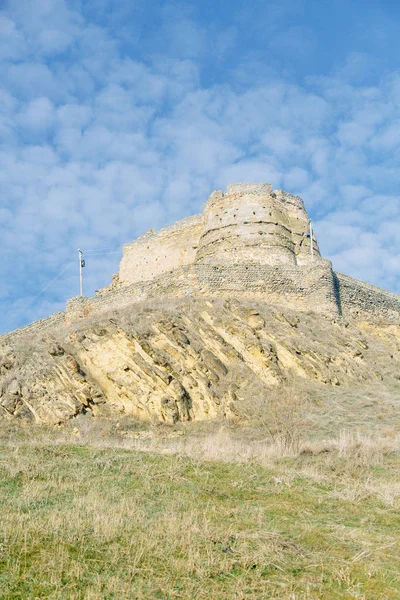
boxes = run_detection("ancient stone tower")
[106,182,341,318]
[119,183,320,285]
[57,182,400,325]
[3,182,400,342]
[196,183,319,266]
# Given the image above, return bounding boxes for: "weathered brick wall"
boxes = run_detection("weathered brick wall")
[3,265,400,343]
[119,214,204,284]
[335,273,400,320]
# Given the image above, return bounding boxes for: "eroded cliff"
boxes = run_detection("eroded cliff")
[1,297,399,429]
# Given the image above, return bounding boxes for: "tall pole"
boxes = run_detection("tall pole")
[309,221,314,259]
[78,249,83,297]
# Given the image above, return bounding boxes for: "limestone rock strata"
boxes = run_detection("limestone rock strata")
[1,298,399,425]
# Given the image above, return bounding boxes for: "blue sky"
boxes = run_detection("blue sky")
[1,0,400,333]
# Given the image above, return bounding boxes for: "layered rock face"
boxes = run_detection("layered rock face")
[1,298,400,426]
[1,182,400,427]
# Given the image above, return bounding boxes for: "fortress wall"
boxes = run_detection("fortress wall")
[190,260,338,315]
[119,214,203,284]
[7,266,399,340]
[335,273,400,320]
[195,184,320,266]
[0,312,66,345]
[66,285,149,322]
[274,190,320,264]
[65,259,339,324]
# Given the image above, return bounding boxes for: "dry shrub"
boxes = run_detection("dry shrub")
[300,430,400,462]
[248,384,309,453]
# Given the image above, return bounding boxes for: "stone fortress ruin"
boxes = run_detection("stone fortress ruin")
[120,183,321,283]
[2,182,400,342]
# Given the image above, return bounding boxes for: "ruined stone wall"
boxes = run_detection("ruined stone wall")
[0,312,66,345]
[119,214,203,284]
[192,260,338,315]
[64,258,340,324]
[196,183,320,267]
[3,183,400,344]
[335,273,400,320]
[273,190,320,266]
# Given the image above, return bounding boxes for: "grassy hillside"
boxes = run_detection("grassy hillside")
[0,428,399,599]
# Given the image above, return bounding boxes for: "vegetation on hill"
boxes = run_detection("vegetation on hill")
[0,421,399,599]
[1,295,400,598]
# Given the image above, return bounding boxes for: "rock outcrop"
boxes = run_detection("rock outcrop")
[1,182,400,427]
[1,298,399,426]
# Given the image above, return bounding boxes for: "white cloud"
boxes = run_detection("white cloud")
[56,103,92,128]
[371,123,400,151]
[20,145,59,165]
[0,14,25,60]
[18,96,55,131]
[283,167,310,190]
[335,52,382,84]
[4,62,60,100]
[6,0,82,56]
[337,122,373,146]
[1,0,400,332]
[220,159,283,190]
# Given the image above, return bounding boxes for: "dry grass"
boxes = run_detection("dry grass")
[0,431,399,599]
[239,385,310,453]
[1,402,400,599]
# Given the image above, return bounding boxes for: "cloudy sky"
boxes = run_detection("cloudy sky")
[1,0,400,333]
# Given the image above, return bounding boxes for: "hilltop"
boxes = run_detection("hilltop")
[1,183,399,427]
[1,184,400,599]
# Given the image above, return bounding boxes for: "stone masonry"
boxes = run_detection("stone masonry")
[1,182,400,341]
[119,182,321,285]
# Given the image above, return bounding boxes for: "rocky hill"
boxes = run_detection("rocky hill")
[1,297,399,431]
[1,183,399,429]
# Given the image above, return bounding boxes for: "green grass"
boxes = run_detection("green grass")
[0,442,399,599]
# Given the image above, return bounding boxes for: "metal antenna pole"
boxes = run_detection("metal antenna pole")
[78,249,83,297]
[310,221,314,259]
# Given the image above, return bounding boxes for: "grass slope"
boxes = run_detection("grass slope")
[0,442,399,599]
